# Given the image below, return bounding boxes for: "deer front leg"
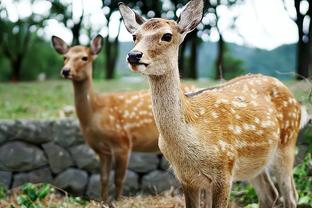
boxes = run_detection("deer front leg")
[182,184,200,208]
[249,170,279,208]
[211,177,232,208]
[113,147,130,200]
[99,152,112,202]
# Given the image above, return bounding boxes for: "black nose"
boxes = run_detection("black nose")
[127,50,143,64]
[62,68,70,77]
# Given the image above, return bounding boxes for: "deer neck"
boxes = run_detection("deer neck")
[147,56,192,143]
[72,75,94,127]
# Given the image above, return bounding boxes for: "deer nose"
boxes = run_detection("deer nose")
[62,68,70,78]
[127,50,143,64]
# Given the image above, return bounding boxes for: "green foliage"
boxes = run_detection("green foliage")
[231,182,258,206]
[0,183,7,200]
[222,46,246,80]
[294,153,312,206]
[16,183,53,208]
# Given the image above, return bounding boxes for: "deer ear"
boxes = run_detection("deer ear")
[91,35,103,55]
[177,0,204,35]
[118,2,145,34]
[51,36,69,54]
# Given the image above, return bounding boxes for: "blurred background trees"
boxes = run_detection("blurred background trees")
[0,0,310,81]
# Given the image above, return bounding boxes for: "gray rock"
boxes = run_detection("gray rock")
[142,170,180,194]
[0,171,12,188]
[69,144,99,173]
[123,170,139,196]
[0,141,47,171]
[87,170,139,200]
[9,120,53,144]
[160,156,170,170]
[0,121,15,144]
[128,153,159,173]
[54,168,88,196]
[42,142,74,174]
[86,174,101,200]
[53,119,84,147]
[12,167,53,188]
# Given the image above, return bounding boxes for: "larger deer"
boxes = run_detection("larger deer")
[119,1,310,207]
[51,36,196,202]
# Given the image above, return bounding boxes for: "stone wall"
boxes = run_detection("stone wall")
[0,119,179,200]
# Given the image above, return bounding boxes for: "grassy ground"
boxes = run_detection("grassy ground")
[0,78,311,119]
[0,78,211,119]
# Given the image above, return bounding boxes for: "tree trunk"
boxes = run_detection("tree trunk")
[295,0,310,79]
[216,34,225,80]
[104,20,121,80]
[189,30,198,79]
[72,15,83,46]
[179,41,186,78]
[10,58,22,82]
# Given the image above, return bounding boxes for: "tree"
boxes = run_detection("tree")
[50,0,84,45]
[0,2,46,81]
[283,0,312,79]
[201,0,244,80]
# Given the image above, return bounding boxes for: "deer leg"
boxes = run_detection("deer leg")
[211,177,231,208]
[113,147,130,200]
[272,145,297,208]
[201,186,212,208]
[99,152,112,202]
[182,184,201,208]
[249,170,279,208]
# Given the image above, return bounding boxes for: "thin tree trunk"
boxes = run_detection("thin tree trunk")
[179,42,186,78]
[189,30,198,79]
[104,20,121,79]
[295,0,309,79]
[216,34,224,80]
[10,58,22,82]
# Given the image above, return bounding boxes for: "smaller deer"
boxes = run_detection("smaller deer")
[119,0,310,207]
[51,35,196,202]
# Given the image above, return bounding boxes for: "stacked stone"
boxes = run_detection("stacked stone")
[0,119,179,200]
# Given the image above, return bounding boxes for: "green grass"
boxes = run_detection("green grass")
[0,79,215,119]
[0,78,311,119]
[0,79,151,119]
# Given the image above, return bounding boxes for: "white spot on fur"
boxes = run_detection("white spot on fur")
[211,111,219,118]
[228,125,242,135]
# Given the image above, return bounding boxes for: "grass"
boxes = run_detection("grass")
[0,78,311,120]
[0,79,150,119]
[0,78,213,119]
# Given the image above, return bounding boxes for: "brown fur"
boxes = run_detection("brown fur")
[119,0,302,207]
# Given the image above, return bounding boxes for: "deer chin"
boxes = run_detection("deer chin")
[128,63,148,73]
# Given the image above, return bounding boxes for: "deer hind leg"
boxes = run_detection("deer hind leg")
[272,144,297,208]
[201,187,212,208]
[249,170,279,208]
[113,147,130,200]
[211,177,232,208]
[99,152,113,202]
[182,184,201,208]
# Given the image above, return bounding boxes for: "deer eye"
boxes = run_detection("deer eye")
[161,33,172,42]
[82,56,88,61]
[63,56,67,61]
[132,35,136,42]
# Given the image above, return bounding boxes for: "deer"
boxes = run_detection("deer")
[51,35,197,203]
[119,0,310,207]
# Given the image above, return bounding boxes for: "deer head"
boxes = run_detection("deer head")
[51,35,103,81]
[119,0,204,76]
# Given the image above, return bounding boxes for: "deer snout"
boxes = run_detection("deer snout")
[61,68,71,78]
[127,50,143,65]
